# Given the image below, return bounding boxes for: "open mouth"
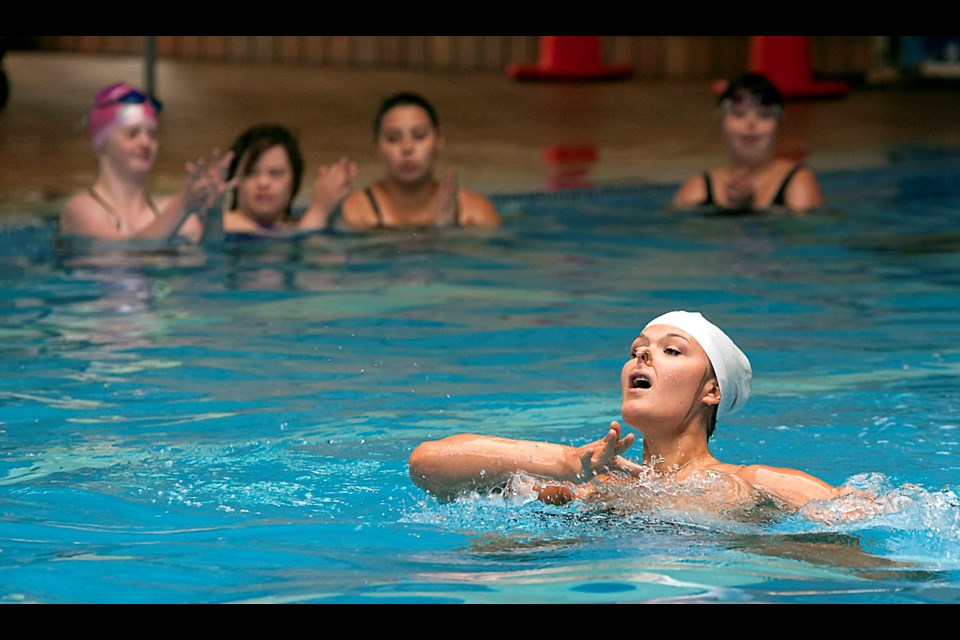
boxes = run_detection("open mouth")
[630,372,652,389]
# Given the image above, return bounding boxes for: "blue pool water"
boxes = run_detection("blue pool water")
[2,146,960,604]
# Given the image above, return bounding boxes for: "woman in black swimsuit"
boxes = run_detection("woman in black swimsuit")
[672,73,825,213]
[339,92,502,230]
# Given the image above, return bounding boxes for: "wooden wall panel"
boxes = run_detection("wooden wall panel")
[277,36,301,64]
[226,36,251,63]
[353,36,379,66]
[406,36,428,68]
[482,36,506,70]
[328,36,352,65]
[303,36,328,65]
[177,36,202,60]
[21,36,876,80]
[634,37,662,79]
[204,37,227,61]
[457,35,481,70]
[252,36,276,64]
[379,35,404,67]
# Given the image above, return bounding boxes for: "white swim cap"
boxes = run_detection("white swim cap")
[643,310,752,416]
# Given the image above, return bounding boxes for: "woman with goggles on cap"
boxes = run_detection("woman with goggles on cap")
[59,81,234,243]
[409,311,876,521]
[672,73,825,213]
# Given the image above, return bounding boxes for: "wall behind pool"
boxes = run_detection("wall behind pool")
[15,36,880,82]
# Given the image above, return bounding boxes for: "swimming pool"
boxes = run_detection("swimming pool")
[2,146,960,604]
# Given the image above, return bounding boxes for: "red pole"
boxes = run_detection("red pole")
[508,36,633,81]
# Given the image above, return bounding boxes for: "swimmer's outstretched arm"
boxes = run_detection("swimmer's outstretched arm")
[738,464,887,523]
[408,422,634,501]
[735,464,843,510]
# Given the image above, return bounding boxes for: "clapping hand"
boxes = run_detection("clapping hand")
[433,170,459,227]
[721,166,755,210]
[574,421,636,481]
[311,157,359,213]
[182,148,237,219]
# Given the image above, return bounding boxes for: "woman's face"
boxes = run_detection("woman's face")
[720,93,781,166]
[236,145,295,226]
[100,122,159,177]
[376,105,442,184]
[620,324,719,430]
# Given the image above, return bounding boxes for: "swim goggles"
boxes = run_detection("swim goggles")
[95,88,163,113]
[719,92,782,119]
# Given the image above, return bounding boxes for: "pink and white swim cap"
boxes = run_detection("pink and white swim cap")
[87,81,162,151]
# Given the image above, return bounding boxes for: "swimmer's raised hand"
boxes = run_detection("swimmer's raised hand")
[182,148,237,215]
[722,166,755,209]
[432,170,460,227]
[573,421,635,481]
[153,148,235,241]
[315,157,359,208]
[301,157,359,230]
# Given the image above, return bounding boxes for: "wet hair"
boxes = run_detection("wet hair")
[717,72,784,110]
[373,92,440,136]
[704,361,719,439]
[227,123,304,213]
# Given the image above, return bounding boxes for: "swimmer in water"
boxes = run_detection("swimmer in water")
[409,310,876,521]
[223,123,358,236]
[671,73,825,213]
[59,81,234,243]
[338,92,502,230]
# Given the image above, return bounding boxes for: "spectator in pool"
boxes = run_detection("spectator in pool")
[409,310,878,522]
[672,73,825,213]
[223,123,358,236]
[338,91,502,230]
[59,81,233,243]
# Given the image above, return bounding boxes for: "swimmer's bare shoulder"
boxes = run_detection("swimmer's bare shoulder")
[782,165,825,211]
[458,188,502,226]
[672,173,708,210]
[339,188,379,229]
[730,463,840,509]
[60,191,113,238]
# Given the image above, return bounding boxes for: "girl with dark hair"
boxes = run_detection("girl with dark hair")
[339,92,501,230]
[672,72,825,213]
[223,123,357,236]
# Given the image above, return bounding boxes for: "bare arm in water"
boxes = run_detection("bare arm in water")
[408,421,635,502]
[409,423,878,519]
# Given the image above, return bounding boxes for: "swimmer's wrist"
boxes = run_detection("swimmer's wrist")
[562,448,591,483]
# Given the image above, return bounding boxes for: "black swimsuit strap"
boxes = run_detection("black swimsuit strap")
[453,190,464,225]
[364,185,463,227]
[771,163,805,206]
[87,187,161,230]
[364,187,386,228]
[87,187,122,230]
[701,172,715,207]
